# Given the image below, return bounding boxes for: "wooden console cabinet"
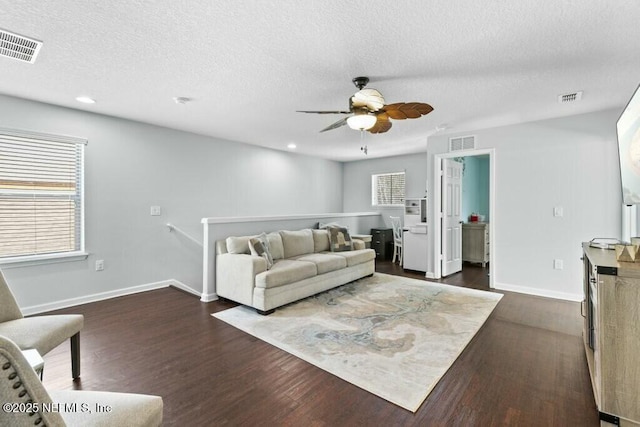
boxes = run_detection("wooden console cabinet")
[582,243,640,426]
[462,222,489,267]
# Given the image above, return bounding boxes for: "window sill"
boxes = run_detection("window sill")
[0,252,89,269]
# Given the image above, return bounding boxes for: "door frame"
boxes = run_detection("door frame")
[432,148,496,288]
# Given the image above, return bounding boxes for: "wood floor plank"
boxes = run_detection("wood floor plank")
[39,262,599,426]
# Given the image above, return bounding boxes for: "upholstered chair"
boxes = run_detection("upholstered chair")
[0,270,83,379]
[0,335,163,426]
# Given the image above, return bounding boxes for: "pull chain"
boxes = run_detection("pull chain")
[360,130,368,155]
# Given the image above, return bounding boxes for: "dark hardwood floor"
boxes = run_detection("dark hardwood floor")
[41,261,598,426]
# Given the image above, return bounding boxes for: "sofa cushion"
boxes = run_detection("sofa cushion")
[266,232,284,260]
[328,248,375,267]
[226,235,254,254]
[255,259,317,289]
[293,253,347,274]
[328,226,353,252]
[280,229,314,258]
[312,229,330,253]
[249,233,274,269]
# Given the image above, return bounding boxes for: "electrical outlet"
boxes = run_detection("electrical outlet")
[150,206,161,216]
[553,259,563,270]
[95,259,104,271]
[553,206,563,217]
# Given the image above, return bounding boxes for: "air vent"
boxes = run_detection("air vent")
[449,135,476,152]
[558,91,583,103]
[0,29,42,64]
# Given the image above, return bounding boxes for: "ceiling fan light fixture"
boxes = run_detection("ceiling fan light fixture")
[347,114,377,131]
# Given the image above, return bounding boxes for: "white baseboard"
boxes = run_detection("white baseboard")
[493,282,582,302]
[425,272,436,279]
[22,279,200,315]
[200,292,218,302]
[170,280,201,297]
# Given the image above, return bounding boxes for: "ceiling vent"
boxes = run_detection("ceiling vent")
[0,29,42,64]
[558,91,583,104]
[449,135,476,152]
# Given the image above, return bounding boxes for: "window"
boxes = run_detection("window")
[0,129,86,261]
[372,172,405,206]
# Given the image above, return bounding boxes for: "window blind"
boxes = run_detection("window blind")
[0,129,85,259]
[372,172,405,206]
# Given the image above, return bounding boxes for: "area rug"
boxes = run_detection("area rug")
[212,273,502,412]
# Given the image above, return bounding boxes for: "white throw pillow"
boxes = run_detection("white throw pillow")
[226,235,254,254]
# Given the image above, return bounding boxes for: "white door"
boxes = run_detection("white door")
[441,158,463,276]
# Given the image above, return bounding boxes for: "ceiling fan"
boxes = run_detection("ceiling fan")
[297,77,434,134]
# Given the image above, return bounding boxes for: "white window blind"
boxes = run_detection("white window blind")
[372,172,405,206]
[0,129,85,259]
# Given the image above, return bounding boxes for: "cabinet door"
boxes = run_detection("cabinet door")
[599,276,640,421]
[403,232,428,272]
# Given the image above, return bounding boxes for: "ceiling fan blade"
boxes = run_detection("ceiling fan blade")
[320,116,350,132]
[383,102,434,120]
[297,110,351,114]
[368,112,392,134]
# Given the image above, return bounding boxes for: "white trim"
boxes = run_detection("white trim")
[20,279,197,315]
[201,212,379,224]
[432,149,496,288]
[494,282,582,302]
[170,280,201,297]
[0,127,87,145]
[0,252,89,268]
[200,292,219,303]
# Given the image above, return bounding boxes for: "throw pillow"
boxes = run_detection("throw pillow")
[226,235,254,254]
[249,233,274,269]
[319,221,349,232]
[327,226,353,252]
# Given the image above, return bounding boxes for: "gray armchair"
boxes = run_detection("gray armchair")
[0,334,163,426]
[0,270,83,379]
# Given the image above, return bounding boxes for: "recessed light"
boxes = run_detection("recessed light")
[287,143,297,149]
[75,96,96,104]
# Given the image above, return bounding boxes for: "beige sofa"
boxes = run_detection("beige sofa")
[216,228,375,314]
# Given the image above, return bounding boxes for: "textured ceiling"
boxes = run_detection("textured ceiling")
[1,1,639,161]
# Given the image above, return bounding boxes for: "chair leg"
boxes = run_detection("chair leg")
[392,245,397,263]
[70,332,80,379]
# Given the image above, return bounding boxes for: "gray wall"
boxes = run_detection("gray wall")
[343,152,428,228]
[428,109,622,299]
[461,155,490,222]
[0,95,344,310]
[0,93,625,308]
[342,110,622,300]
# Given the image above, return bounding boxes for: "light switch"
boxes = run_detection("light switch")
[150,206,161,216]
[553,206,563,217]
[553,259,563,270]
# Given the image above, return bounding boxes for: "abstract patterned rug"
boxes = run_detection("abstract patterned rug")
[212,273,502,412]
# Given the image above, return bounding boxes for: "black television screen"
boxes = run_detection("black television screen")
[617,84,640,205]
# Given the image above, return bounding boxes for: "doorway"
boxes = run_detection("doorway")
[432,149,495,288]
